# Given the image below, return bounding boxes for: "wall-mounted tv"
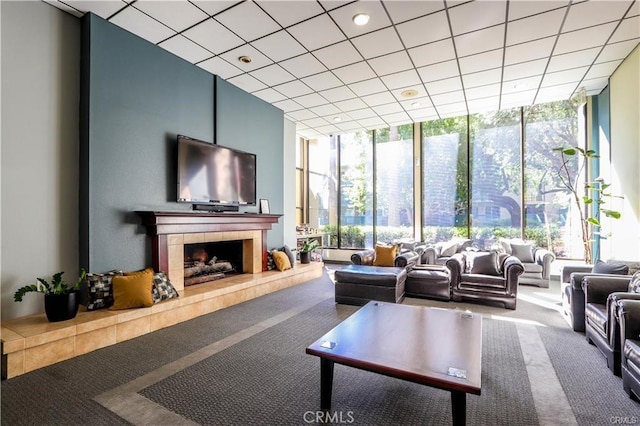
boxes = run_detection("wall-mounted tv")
[177,135,256,211]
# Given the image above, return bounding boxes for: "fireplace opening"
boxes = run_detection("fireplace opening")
[184,241,243,286]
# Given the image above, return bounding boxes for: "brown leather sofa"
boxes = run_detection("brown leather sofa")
[583,273,639,376]
[446,251,524,310]
[617,299,640,401]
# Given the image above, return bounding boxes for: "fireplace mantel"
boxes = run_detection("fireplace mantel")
[136,211,282,288]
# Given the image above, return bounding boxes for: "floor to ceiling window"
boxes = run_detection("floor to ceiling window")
[307,136,338,246]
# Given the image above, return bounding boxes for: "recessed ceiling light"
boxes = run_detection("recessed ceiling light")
[401,89,419,98]
[411,102,421,108]
[352,13,370,26]
[238,56,252,64]
[333,116,342,122]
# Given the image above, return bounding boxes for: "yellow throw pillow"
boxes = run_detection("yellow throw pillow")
[272,250,292,271]
[373,244,399,267]
[110,268,154,310]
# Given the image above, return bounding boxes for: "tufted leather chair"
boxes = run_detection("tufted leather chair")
[617,299,640,400]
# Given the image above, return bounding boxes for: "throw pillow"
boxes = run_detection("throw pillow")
[152,272,179,303]
[628,271,640,293]
[466,251,501,276]
[440,240,459,257]
[266,250,276,271]
[272,250,292,271]
[110,268,154,310]
[592,260,629,275]
[373,244,399,266]
[510,243,535,263]
[281,244,296,267]
[83,269,124,310]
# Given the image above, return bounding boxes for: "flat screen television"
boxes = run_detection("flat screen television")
[177,135,256,211]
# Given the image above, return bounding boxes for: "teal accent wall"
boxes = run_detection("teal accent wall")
[590,86,611,261]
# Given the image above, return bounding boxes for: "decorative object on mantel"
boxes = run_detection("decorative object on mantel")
[259,198,270,214]
[299,237,321,264]
[13,270,86,322]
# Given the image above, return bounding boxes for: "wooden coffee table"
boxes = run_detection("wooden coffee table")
[306,301,482,426]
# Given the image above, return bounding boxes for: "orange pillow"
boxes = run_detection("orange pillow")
[110,268,154,310]
[373,244,399,267]
[272,250,292,271]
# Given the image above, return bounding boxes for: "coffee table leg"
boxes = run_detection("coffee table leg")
[320,358,334,410]
[451,390,466,426]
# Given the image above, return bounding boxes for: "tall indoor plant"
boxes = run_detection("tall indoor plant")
[14,270,86,322]
[553,146,621,264]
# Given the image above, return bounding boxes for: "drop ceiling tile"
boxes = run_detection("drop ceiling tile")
[191,1,241,17]
[309,103,342,117]
[300,117,332,128]
[399,96,433,109]
[462,68,503,88]
[367,51,414,76]
[541,66,589,87]
[357,117,388,130]
[381,112,411,125]
[417,60,460,83]
[454,24,505,57]
[346,108,378,120]
[197,56,243,79]
[535,82,578,103]
[610,16,640,43]
[313,41,363,69]
[288,14,346,51]
[407,38,457,68]
[318,1,352,11]
[504,36,555,65]
[315,124,342,134]
[408,107,439,121]
[508,1,568,21]
[584,60,623,79]
[372,103,404,116]
[597,39,640,63]
[351,27,405,59]
[250,64,295,86]
[503,58,548,80]
[501,75,543,94]
[292,93,330,108]
[547,47,600,73]
[465,84,501,100]
[329,1,392,38]
[293,121,309,130]
[279,54,327,78]
[395,11,450,48]
[273,98,303,112]
[159,35,212,63]
[424,76,463,95]
[349,78,388,97]
[459,49,503,75]
[251,30,307,62]
[563,0,632,32]
[337,121,366,132]
[273,80,314,98]
[500,89,537,108]
[385,1,445,24]
[318,86,357,103]
[286,109,318,121]
[256,1,324,28]
[110,6,175,44]
[381,70,422,90]
[134,0,208,32]
[334,98,369,112]
[214,1,280,42]
[183,18,244,55]
[360,91,397,106]
[436,102,468,117]
[431,90,466,106]
[554,22,618,54]
[628,0,640,16]
[467,96,500,113]
[581,76,609,92]
[332,61,377,84]
[251,88,287,103]
[220,44,273,71]
[301,72,344,91]
[393,87,430,102]
[226,74,267,93]
[448,1,506,36]
[64,0,126,18]
[298,128,323,138]
[506,9,565,46]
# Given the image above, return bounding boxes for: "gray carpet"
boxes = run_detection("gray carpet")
[1,268,639,425]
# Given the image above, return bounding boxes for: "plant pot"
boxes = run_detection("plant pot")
[300,251,311,264]
[44,292,79,322]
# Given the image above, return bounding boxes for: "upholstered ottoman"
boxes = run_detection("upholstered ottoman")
[334,265,407,305]
[405,267,451,301]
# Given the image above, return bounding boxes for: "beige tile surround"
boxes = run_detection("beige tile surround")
[0,262,324,379]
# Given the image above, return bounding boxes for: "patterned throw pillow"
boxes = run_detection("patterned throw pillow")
[83,270,124,311]
[266,250,276,270]
[152,272,179,303]
[628,271,640,294]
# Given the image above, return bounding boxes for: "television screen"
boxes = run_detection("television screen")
[177,135,256,206]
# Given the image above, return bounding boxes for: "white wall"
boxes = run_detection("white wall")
[609,45,640,260]
[1,1,80,320]
[283,119,297,250]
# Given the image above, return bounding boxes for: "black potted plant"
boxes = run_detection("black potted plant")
[14,270,86,322]
[299,238,321,264]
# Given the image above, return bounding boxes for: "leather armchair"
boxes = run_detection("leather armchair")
[582,274,637,376]
[617,299,640,401]
[351,248,419,270]
[447,252,524,310]
[422,239,473,265]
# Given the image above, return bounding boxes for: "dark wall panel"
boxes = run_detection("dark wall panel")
[82,14,214,271]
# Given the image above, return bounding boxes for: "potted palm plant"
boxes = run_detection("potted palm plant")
[299,238,321,264]
[14,270,86,322]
